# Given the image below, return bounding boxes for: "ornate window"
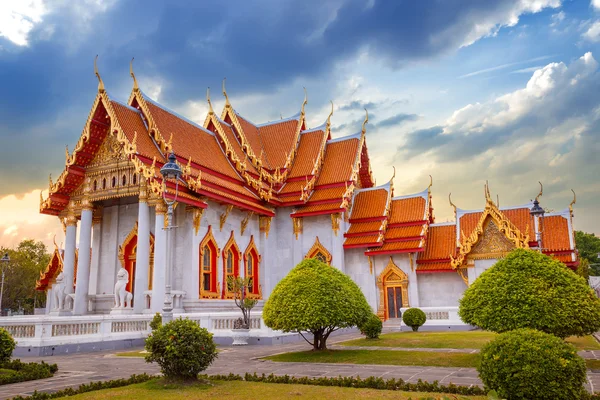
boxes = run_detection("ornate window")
[122,174,127,186]
[305,236,332,265]
[376,257,409,321]
[132,174,137,185]
[199,226,219,299]
[93,179,97,191]
[222,231,241,299]
[111,176,116,188]
[102,178,107,190]
[244,236,261,299]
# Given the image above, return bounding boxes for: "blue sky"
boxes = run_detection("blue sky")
[1,0,599,247]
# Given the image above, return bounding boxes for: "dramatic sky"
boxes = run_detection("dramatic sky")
[1,0,599,249]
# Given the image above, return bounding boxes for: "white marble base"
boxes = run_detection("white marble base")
[48,310,72,317]
[109,307,134,315]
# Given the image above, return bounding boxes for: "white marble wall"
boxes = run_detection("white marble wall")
[344,248,377,311]
[469,259,496,284]
[417,273,465,307]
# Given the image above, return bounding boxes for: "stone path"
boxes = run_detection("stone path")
[2,332,600,399]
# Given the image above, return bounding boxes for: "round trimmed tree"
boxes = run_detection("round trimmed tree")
[263,258,371,350]
[479,329,587,399]
[459,249,600,338]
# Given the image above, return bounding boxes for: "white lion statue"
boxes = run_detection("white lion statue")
[114,268,133,308]
[52,272,66,310]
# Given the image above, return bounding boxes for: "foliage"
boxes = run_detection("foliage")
[0,240,50,314]
[149,312,162,331]
[263,258,371,350]
[478,329,587,400]
[10,373,153,399]
[359,313,383,339]
[402,308,427,331]
[575,231,600,267]
[0,328,15,363]
[459,249,600,338]
[209,372,487,396]
[144,318,217,380]
[227,276,258,329]
[578,258,591,281]
[0,359,57,386]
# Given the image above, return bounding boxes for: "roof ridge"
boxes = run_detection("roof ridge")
[392,187,429,201]
[457,202,535,216]
[328,131,361,143]
[354,180,391,193]
[109,96,144,114]
[430,222,456,227]
[302,121,326,133]
[140,90,215,136]
[256,112,301,127]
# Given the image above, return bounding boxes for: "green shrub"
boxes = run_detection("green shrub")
[0,359,57,385]
[402,308,426,331]
[459,249,600,338]
[0,328,15,363]
[145,318,217,380]
[478,329,587,400]
[359,313,383,339]
[149,312,162,331]
[263,258,371,350]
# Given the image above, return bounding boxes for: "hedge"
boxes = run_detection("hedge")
[0,360,58,386]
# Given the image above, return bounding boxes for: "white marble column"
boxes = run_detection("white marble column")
[134,184,151,313]
[73,202,93,315]
[88,210,103,298]
[62,203,78,297]
[150,201,167,313]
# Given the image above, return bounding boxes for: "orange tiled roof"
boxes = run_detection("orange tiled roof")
[459,206,533,241]
[346,221,384,235]
[201,172,258,199]
[293,202,344,215]
[259,119,299,169]
[287,129,325,179]
[308,186,346,202]
[279,180,306,194]
[419,224,457,261]
[235,113,264,164]
[389,196,427,224]
[142,99,242,181]
[417,262,453,271]
[110,101,162,160]
[343,235,382,247]
[315,138,359,186]
[350,186,390,220]
[385,225,425,240]
[199,184,274,215]
[548,253,575,263]
[214,118,259,175]
[541,215,572,252]
[366,240,423,253]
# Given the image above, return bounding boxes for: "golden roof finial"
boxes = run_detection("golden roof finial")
[449,192,457,217]
[484,180,492,203]
[326,100,334,130]
[94,55,105,93]
[167,133,173,153]
[362,108,369,134]
[48,174,53,191]
[130,57,139,91]
[207,87,214,115]
[301,87,308,117]
[222,77,230,107]
[52,235,59,250]
[65,145,70,163]
[428,175,433,190]
[391,166,396,181]
[535,181,543,202]
[569,189,576,216]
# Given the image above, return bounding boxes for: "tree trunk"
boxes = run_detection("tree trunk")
[313,330,323,351]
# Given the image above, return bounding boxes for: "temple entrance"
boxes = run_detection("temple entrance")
[377,257,409,321]
[119,222,155,298]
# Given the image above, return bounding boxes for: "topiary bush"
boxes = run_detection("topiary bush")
[149,312,162,331]
[402,308,426,331]
[145,318,217,380]
[359,313,383,339]
[459,249,600,338]
[478,328,587,400]
[0,328,15,363]
[263,258,371,350]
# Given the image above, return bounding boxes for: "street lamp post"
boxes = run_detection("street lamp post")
[530,198,545,253]
[0,253,10,315]
[159,152,183,324]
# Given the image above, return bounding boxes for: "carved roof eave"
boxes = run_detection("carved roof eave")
[128,90,169,156]
[41,91,162,214]
[450,199,529,270]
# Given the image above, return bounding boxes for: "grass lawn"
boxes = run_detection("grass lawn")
[265,349,480,368]
[340,331,600,351]
[116,350,147,357]
[266,349,600,370]
[57,379,487,399]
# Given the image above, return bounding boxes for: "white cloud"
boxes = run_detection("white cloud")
[550,11,565,27]
[593,0,600,10]
[0,0,47,46]
[583,20,600,42]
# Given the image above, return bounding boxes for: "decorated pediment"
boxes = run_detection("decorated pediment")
[468,219,516,260]
[89,133,129,168]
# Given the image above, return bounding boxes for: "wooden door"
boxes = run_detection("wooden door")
[386,286,403,319]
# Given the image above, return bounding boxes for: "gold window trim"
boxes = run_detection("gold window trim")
[244,235,262,300]
[199,226,220,299]
[305,236,332,265]
[222,230,241,299]
[376,257,409,321]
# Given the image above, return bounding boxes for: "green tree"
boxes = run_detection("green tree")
[575,231,600,267]
[459,248,600,338]
[576,258,590,281]
[0,240,50,314]
[263,258,371,350]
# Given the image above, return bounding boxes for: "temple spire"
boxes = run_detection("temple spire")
[326,101,334,131]
[130,57,139,91]
[94,55,105,93]
[361,108,369,134]
[569,189,576,217]
[535,181,543,202]
[449,192,457,218]
[207,87,214,115]
[222,77,231,108]
[301,87,308,117]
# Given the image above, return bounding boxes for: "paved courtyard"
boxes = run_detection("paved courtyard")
[2,332,600,399]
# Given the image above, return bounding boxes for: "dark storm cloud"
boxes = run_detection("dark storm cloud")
[0,0,559,194]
